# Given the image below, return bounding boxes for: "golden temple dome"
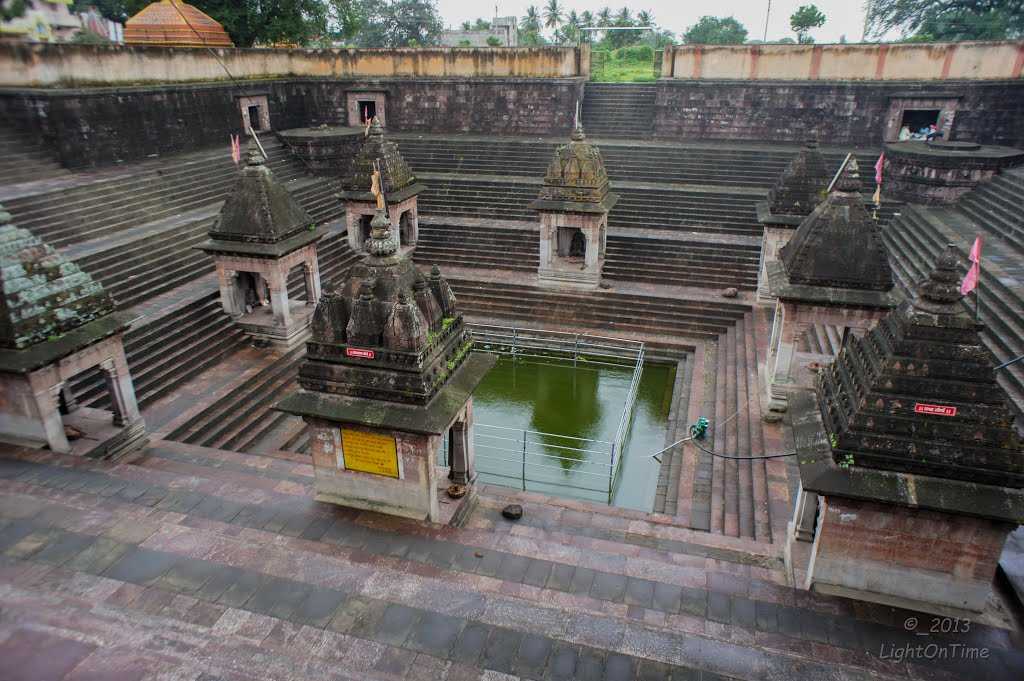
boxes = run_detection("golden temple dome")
[124,0,234,48]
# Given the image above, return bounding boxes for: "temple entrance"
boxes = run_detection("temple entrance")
[247,105,264,131]
[237,272,269,313]
[900,109,940,134]
[557,226,586,260]
[359,214,373,244]
[359,100,377,123]
[399,210,414,246]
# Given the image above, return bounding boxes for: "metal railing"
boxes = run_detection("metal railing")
[468,324,645,503]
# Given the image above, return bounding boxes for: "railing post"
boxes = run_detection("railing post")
[521,430,528,491]
[574,334,579,368]
[608,443,615,504]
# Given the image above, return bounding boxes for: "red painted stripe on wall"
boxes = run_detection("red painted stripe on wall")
[875,45,889,79]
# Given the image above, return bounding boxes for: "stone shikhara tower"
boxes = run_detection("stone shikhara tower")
[788,245,1024,614]
[276,186,494,522]
[764,157,898,415]
[531,124,618,289]
[756,140,831,301]
[0,207,146,459]
[338,118,424,254]
[198,145,324,349]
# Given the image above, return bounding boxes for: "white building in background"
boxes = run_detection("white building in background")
[440,16,518,47]
[0,0,123,43]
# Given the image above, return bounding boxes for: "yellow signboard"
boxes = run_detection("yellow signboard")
[340,429,400,478]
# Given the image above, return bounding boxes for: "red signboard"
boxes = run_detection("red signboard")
[914,403,957,417]
[345,347,375,360]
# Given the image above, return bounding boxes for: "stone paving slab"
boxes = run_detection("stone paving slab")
[1,447,1022,681]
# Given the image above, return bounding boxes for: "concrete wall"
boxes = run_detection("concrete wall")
[0,43,580,87]
[652,79,1024,148]
[0,77,583,169]
[663,41,1024,81]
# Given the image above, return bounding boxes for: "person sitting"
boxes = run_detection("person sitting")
[926,123,941,141]
[898,126,911,141]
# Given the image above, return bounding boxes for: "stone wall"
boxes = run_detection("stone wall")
[653,79,1024,148]
[0,77,582,169]
[0,43,580,87]
[663,41,1024,81]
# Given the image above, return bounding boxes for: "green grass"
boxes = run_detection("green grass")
[590,47,659,83]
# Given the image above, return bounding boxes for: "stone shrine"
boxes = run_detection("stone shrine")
[198,145,325,349]
[531,124,618,289]
[0,207,146,459]
[276,181,494,522]
[756,140,831,301]
[338,118,424,254]
[765,156,898,417]
[788,245,1024,614]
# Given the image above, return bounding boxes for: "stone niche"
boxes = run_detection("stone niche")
[531,125,617,289]
[238,94,271,133]
[346,90,387,127]
[882,94,960,143]
[883,140,1024,204]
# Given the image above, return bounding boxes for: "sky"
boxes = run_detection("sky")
[436,0,891,44]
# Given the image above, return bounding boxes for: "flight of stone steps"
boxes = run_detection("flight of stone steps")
[2,443,1021,680]
[955,167,1024,254]
[413,221,540,273]
[581,83,658,138]
[604,236,761,291]
[0,126,69,185]
[447,278,750,344]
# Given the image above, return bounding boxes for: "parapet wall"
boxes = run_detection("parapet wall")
[663,41,1024,81]
[0,43,582,87]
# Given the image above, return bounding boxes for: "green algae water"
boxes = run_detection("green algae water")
[469,355,675,511]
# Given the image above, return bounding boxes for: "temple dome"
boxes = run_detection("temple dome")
[535,124,615,208]
[338,119,423,203]
[779,156,894,292]
[125,0,234,48]
[818,244,1023,487]
[207,145,315,246]
[0,206,115,350]
[766,140,830,217]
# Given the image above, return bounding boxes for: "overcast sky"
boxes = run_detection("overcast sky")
[437,0,889,44]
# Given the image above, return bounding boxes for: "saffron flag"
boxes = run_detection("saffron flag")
[874,153,884,185]
[960,236,982,296]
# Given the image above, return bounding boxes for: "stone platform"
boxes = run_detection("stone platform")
[2,438,1022,681]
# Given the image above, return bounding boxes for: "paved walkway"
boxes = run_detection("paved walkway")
[1,441,1021,681]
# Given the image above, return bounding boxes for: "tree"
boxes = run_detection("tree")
[597,7,612,26]
[637,10,653,27]
[356,0,443,47]
[543,0,562,30]
[486,36,502,46]
[865,0,1023,40]
[580,10,594,26]
[790,4,826,43]
[682,16,749,44]
[2,0,27,22]
[521,6,542,33]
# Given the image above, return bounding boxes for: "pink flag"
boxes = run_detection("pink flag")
[230,134,240,165]
[874,152,884,186]
[960,236,982,295]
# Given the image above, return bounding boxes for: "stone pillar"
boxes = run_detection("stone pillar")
[267,270,291,328]
[303,257,321,306]
[766,301,798,413]
[792,485,819,542]
[217,267,244,317]
[33,383,69,453]
[448,402,477,485]
[101,354,140,427]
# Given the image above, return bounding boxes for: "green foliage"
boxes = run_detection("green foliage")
[790,4,826,43]
[457,39,471,47]
[543,0,563,30]
[590,46,658,82]
[486,36,502,47]
[71,30,111,44]
[865,0,1023,40]
[356,0,443,47]
[682,16,749,44]
[520,5,542,33]
[1,0,27,22]
[461,18,490,30]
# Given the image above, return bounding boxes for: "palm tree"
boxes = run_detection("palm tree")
[580,10,594,27]
[615,7,633,26]
[637,10,653,27]
[544,0,564,30]
[597,7,612,26]
[521,6,541,33]
[565,10,580,28]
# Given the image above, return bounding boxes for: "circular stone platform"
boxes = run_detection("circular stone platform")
[884,140,1024,204]
[277,126,365,174]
